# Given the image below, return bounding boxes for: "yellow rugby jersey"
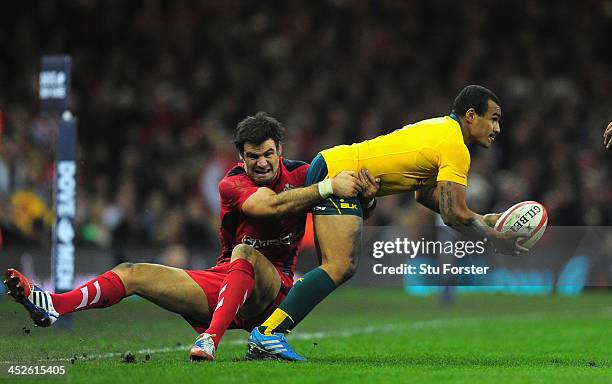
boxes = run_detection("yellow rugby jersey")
[320,115,470,196]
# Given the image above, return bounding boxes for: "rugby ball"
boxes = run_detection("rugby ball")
[494,201,548,249]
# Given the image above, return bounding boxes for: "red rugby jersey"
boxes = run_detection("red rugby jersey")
[217,158,309,277]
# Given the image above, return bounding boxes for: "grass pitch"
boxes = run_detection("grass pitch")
[0,288,610,383]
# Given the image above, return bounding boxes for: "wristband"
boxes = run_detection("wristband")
[317,179,334,198]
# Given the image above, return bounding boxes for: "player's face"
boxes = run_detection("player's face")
[470,100,501,148]
[241,139,281,186]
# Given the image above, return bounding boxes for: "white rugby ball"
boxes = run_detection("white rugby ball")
[494,201,548,249]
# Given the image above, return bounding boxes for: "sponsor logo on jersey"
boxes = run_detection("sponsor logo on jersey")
[340,202,357,209]
[338,198,357,210]
[242,233,293,248]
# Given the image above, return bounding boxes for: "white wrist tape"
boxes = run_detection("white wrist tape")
[318,179,334,198]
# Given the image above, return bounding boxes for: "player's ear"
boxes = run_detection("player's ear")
[277,143,283,156]
[465,108,477,123]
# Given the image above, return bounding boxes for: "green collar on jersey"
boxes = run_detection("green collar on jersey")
[449,113,460,125]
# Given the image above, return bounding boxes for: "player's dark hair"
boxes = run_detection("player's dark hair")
[452,85,500,116]
[233,112,285,154]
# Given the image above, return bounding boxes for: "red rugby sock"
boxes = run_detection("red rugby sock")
[50,271,126,315]
[205,259,255,348]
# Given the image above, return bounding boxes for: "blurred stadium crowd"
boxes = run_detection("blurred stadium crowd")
[1,1,611,262]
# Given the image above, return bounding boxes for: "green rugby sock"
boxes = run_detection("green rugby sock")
[259,267,336,334]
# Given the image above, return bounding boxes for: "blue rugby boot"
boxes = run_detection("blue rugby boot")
[245,327,305,362]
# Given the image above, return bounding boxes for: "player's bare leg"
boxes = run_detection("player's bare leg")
[313,215,361,285]
[4,264,210,328]
[112,263,210,321]
[190,244,281,361]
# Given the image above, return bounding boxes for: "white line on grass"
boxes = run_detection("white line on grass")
[2,318,472,364]
[2,307,610,364]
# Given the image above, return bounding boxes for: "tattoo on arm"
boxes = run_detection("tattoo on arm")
[439,183,454,220]
[439,182,494,240]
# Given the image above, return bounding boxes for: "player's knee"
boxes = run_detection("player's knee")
[230,244,258,265]
[111,262,137,293]
[339,259,358,284]
[344,247,360,281]
[325,256,358,285]
[112,262,134,276]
